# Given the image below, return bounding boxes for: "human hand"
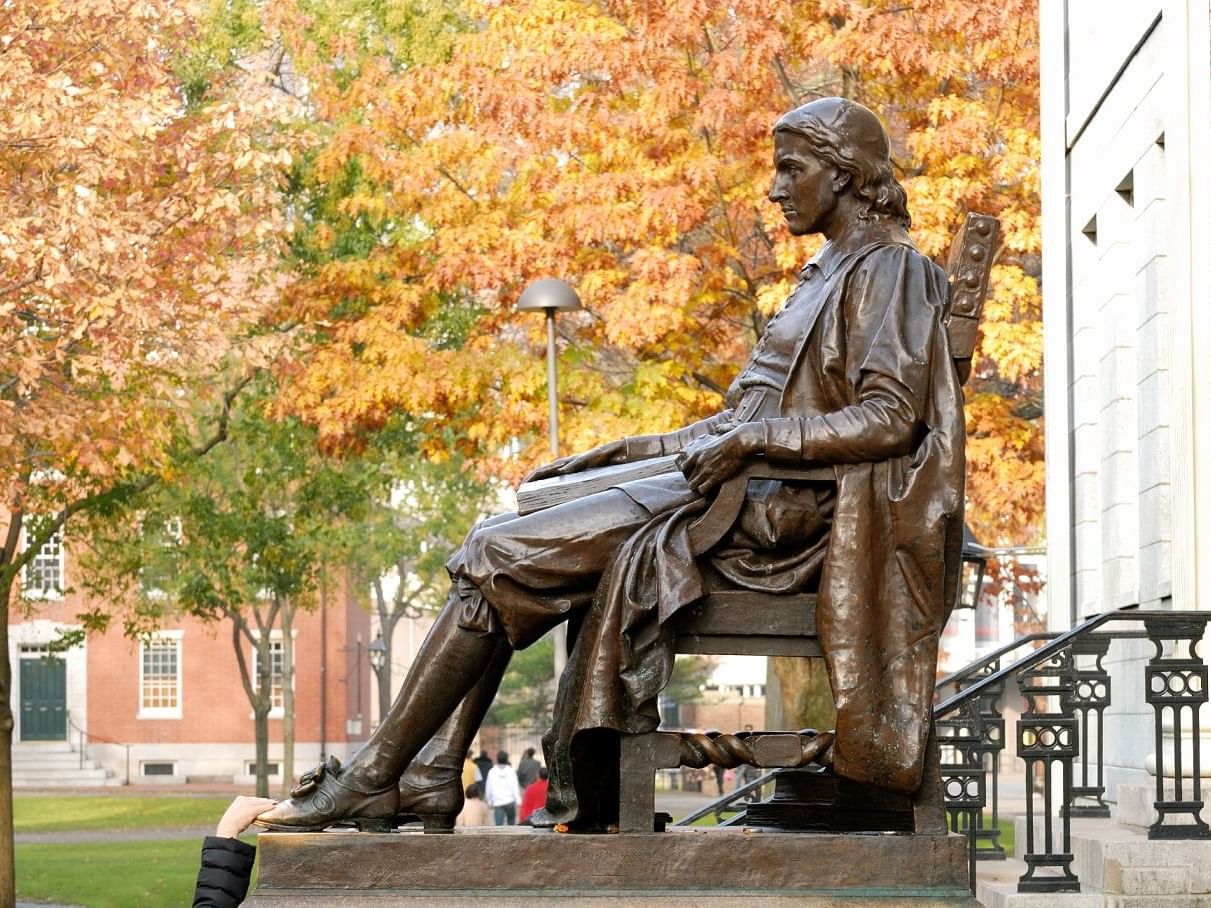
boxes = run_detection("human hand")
[522,439,626,483]
[216,796,279,839]
[676,425,761,494]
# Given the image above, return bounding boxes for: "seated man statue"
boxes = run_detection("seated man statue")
[256,96,964,834]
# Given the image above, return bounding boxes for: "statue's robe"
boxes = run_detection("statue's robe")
[453,222,965,827]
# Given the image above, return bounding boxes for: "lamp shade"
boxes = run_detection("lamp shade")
[516,278,583,312]
[367,633,388,671]
[956,523,993,611]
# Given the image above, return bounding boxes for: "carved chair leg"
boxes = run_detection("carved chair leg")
[619,734,659,833]
[913,724,948,835]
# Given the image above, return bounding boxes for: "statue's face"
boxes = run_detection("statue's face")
[768,131,843,237]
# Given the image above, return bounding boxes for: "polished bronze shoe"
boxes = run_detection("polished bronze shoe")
[394,770,463,834]
[254,756,399,833]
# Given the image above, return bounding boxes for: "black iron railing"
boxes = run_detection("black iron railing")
[936,605,1209,892]
[65,713,131,785]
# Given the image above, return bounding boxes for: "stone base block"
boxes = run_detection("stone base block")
[247,827,974,905]
[1115,782,1210,830]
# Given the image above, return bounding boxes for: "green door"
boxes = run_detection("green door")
[20,656,66,741]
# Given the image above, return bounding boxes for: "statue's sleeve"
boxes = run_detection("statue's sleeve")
[760,246,949,465]
[623,410,736,460]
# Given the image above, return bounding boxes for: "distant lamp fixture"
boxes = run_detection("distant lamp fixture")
[367,632,388,672]
[516,278,583,460]
[956,524,992,611]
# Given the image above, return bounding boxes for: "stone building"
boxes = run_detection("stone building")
[1041,0,1211,798]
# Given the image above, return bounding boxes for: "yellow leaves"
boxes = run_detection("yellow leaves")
[265,0,1044,552]
[756,279,794,318]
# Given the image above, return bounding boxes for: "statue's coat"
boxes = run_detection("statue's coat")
[539,223,965,824]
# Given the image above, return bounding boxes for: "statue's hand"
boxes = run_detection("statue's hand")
[522,439,626,484]
[676,425,761,495]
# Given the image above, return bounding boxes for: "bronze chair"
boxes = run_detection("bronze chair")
[617,214,1000,834]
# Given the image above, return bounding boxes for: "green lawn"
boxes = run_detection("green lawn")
[15,794,254,907]
[17,838,205,908]
[14,795,232,834]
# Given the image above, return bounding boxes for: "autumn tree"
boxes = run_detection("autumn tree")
[78,382,370,795]
[0,0,299,891]
[355,441,499,722]
[271,0,1041,729]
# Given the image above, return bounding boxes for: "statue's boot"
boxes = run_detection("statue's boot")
[395,635,511,833]
[255,604,504,832]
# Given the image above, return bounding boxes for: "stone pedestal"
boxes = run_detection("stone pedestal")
[247,827,975,906]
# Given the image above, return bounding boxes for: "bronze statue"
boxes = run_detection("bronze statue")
[255,96,964,835]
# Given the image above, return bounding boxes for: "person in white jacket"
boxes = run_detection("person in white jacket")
[483,750,522,825]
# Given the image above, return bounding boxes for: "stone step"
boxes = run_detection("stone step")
[1115,782,1211,833]
[1070,824,1211,895]
[976,855,1211,907]
[13,755,101,770]
[13,776,123,789]
[1000,815,1211,902]
[13,768,116,788]
[12,744,75,756]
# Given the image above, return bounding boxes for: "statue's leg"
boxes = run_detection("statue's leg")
[255,604,504,831]
[394,634,512,832]
[256,489,652,832]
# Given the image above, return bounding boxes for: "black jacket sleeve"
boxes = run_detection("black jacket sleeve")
[193,836,257,907]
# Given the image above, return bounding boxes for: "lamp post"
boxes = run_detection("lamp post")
[516,278,583,678]
[366,631,389,725]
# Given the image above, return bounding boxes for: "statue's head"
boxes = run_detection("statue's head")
[772,97,910,230]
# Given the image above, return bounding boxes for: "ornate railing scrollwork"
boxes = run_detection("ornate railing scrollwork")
[1143,615,1210,840]
[1062,634,1112,817]
[1016,648,1080,892]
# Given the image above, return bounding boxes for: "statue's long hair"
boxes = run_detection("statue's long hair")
[774,109,912,229]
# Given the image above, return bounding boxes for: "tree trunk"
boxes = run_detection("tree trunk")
[253,632,274,798]
[253,699,271,799]
[0,574,16,908]
[231,613,276,799]
[769,655,836,732]
[280,599,295,797]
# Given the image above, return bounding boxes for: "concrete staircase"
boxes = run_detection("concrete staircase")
[976,815,1211,907]
[12,742,120,788]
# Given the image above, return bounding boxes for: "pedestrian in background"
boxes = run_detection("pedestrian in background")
[484,750,521,825]
[518,766,549,824]
[456,782,490,827]
[474,748,494,787]
[516,746,541,790]
[462,749,480,790]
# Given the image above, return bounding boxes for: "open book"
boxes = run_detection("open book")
[515,454,681,515]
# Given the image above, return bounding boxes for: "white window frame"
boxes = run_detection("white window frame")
[250,631,294,719]
[138,630,183,719]
[20,519,65,601]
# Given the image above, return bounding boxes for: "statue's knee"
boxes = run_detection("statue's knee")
[461,523,511,571]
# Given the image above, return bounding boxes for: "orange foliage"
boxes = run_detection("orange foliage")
[276,0,1042,548]
[0,0,300,511]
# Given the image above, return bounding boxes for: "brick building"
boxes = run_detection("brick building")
[8,518,372,786]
